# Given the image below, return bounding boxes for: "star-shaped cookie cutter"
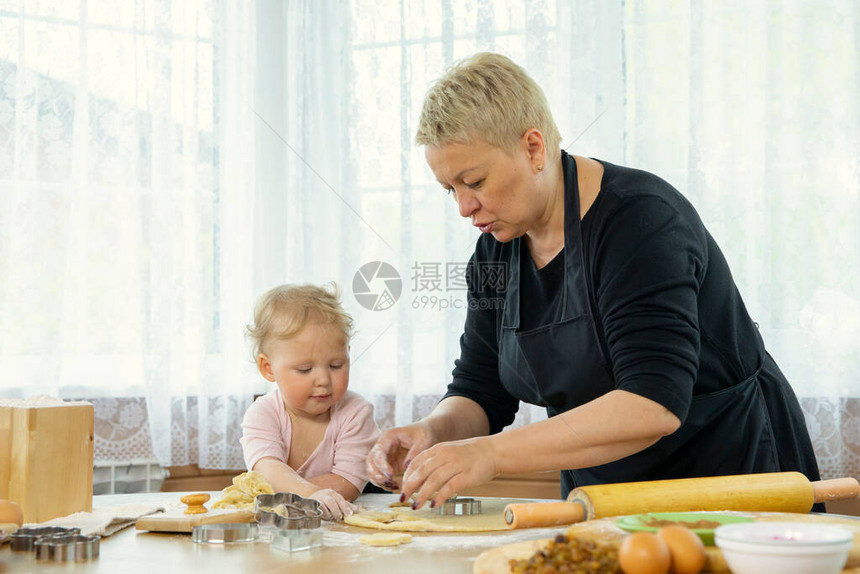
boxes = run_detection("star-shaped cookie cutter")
[254,492,323,530]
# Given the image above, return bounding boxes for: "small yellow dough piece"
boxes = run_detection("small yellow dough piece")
[210,471,274,509]
[0,522,19,534]
[359,533,413,547]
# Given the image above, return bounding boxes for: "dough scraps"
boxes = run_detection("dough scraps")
[359,533,413,546]
[210,471,274,510]
[345,498,526,532]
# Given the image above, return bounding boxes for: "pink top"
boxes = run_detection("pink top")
[240,389,380,492]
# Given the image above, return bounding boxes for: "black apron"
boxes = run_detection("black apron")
[496,154,783,498]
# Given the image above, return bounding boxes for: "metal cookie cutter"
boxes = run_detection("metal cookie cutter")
[192,523,259,544]
[35,533,100,563]
[269,527,323,553]
[255,493,323,530]
[10,526,81,552]
[435,497,482,516]
[255,493,323,553]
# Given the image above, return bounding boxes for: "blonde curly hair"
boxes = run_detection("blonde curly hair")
[246,283,354,360]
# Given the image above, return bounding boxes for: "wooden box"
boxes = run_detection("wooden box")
[0,402,94,523]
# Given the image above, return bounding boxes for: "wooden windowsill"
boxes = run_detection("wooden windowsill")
[161,465,562,500]
[160,465,244,492]
[461,471,561,500]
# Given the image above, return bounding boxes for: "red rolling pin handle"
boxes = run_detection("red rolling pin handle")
[504,500,587,529]
[813,477,860,502]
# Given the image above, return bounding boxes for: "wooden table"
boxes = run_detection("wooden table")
[0,492,562,573]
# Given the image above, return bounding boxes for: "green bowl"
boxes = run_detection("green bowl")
[615,512,754,546]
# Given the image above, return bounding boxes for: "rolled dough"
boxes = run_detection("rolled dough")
[345,498,527,532]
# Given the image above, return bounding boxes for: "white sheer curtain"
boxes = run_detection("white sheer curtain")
[618,2,860,479]
[257,0,860,478]
[3,0,857,478]
[0,0,258,468]
[253,0,568,434]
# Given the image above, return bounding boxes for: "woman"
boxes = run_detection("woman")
[366,52,821,511]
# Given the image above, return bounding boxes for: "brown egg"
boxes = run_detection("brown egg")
[658,525,706,574]
[619,531,671,574]
[0,499,23,526]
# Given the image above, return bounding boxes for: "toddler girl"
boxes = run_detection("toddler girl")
[240,283,380,520]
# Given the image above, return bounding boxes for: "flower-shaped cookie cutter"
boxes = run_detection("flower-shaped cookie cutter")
[254,493,323,531]
[10,527,99,562]
[34,533,100,563]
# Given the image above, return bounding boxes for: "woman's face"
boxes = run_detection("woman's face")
[425,137,543,243]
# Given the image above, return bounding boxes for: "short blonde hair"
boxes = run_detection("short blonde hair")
[246,283,354,360]
[415,52,561,159]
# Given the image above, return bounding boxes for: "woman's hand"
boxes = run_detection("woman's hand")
[399,437,499,510]
[308,488,358,521]
[366,422,437,490]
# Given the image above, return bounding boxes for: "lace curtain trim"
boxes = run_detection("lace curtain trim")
[89,395,858,479]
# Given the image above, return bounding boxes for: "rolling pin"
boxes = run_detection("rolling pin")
[505,471,860,529]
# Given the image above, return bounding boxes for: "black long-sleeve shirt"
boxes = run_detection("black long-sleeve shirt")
[444,156,820,489]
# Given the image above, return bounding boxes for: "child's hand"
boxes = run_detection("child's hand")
[309,488,357,521]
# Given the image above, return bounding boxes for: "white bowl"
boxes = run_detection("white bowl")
[714,522,853,574]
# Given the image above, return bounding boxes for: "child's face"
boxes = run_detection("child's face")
[257,322,350,420]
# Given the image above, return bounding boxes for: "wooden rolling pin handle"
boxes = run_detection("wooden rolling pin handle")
[812,477,860,502]
[504,500,586,530]
[180,493,210,515]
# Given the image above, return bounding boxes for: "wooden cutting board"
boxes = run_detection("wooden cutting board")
[135,509,255,533]
[473,511,860,573]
